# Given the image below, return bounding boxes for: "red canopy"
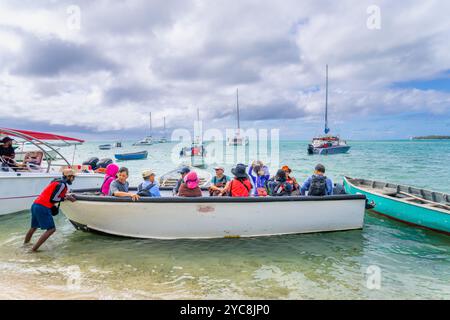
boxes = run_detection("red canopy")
[0,128,84,143]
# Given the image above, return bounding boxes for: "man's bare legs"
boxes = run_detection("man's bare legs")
[26,228,56,252]
[24,228,37,245]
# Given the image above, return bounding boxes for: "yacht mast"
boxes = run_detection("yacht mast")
[236,88,240,131]
[324,65,330,135]
[149,112,153,137]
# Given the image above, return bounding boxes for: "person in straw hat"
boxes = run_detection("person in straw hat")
[24,168,77,252]
[137,169,161,197]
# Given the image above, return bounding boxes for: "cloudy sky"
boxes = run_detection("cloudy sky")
[0,0,449,140]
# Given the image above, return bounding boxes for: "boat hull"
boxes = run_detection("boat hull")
[114,151,148,161]
[0,173,104,216]
[61,194,366,239]
[308,145,351,155]
[343,177,450,234]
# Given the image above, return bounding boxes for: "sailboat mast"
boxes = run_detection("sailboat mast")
[197,108,200,122]
[324,65,329,135]
[149,112,152,136]
[236,88,240,130]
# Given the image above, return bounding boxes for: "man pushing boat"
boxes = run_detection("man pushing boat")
[23,169,77,252]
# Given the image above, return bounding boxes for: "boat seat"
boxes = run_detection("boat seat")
[380,188,398,196]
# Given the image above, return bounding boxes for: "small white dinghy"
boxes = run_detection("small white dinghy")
[61,188,367,239]
[159,166,212,188]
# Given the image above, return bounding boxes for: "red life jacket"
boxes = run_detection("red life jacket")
[230,178,252,197]
[34,179,68,208]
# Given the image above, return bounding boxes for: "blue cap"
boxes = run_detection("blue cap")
[177,166,190,174]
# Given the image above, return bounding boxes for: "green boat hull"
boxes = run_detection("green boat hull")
[343,178,450,235]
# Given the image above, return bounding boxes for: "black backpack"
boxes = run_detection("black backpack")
[137,183,157,197]
[308,175,327,196]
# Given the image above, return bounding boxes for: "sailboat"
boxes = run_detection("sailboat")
[158,117,168,143]
[307,65,351,155]
[179,108,207,168]
[228,88,249,146]
[133,112,154,146]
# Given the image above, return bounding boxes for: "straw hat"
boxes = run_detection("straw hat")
[142,169,155,178]
[62,168,76,177]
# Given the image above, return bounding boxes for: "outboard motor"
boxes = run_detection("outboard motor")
[97,158,113,169]
[333,183,347,195]
[307,144,314,155]
[83,157,99,170]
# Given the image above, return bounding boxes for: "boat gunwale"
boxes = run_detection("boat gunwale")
[68,187,366,203]
[344,176,450,215]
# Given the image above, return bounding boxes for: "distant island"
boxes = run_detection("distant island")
[412,135,450,140]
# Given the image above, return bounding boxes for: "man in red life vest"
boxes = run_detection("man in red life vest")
[24,169,77,252]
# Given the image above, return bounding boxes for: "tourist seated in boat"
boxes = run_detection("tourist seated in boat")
[267,169,293,196]
[208,166,231,196]
[300,164,333,196]
[281,165,300,195]
[137,170,161,197]
[109,167,140,201]
[247,160,270,196]
[100,163,119,195]
[0,136,25,171]
[221,163,252,197]
[178,171,202,197]
[173,166,190,195]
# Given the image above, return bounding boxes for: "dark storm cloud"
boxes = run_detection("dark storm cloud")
[212,100,305,121]
[152,38,299,84]
[103,85,162,105]
[12,36,117,77]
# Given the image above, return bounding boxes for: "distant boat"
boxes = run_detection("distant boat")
[98,144,112,150]
[133,112,154,146]
[180,108,207,168]
[307,65,350,155]
[344,177,450,235]
[114,150,148,161]
[228,89,249,146]
[159,165,212,188]
[158,117,168,143]
[115,142,122,148]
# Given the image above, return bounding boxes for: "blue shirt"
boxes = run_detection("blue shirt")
[139,180,161,197]
[247,166,270,196]
[300,175,333,196]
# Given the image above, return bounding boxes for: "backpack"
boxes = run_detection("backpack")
[137,182,157,197]
[308,175,327,196]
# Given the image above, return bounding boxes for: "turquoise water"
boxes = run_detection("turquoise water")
[0,140,449,299]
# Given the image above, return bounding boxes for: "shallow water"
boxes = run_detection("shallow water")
[0,140,449,299]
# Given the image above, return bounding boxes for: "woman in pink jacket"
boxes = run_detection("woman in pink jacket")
[101,163,119,195]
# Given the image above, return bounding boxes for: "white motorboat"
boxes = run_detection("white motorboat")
[61,188,367,239]
[0,128,104,215]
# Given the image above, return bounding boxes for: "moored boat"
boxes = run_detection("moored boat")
[61,188,367,239]
[307,65,351,155]
[133,112,154,146]
[159,166,211,188]
[114,150,148,161]
[98,144,113,150]
[228,89,249,146]
[344,177,450,235]
[0,128,104,215]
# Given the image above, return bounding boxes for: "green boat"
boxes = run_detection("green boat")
[343,177,450,235]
